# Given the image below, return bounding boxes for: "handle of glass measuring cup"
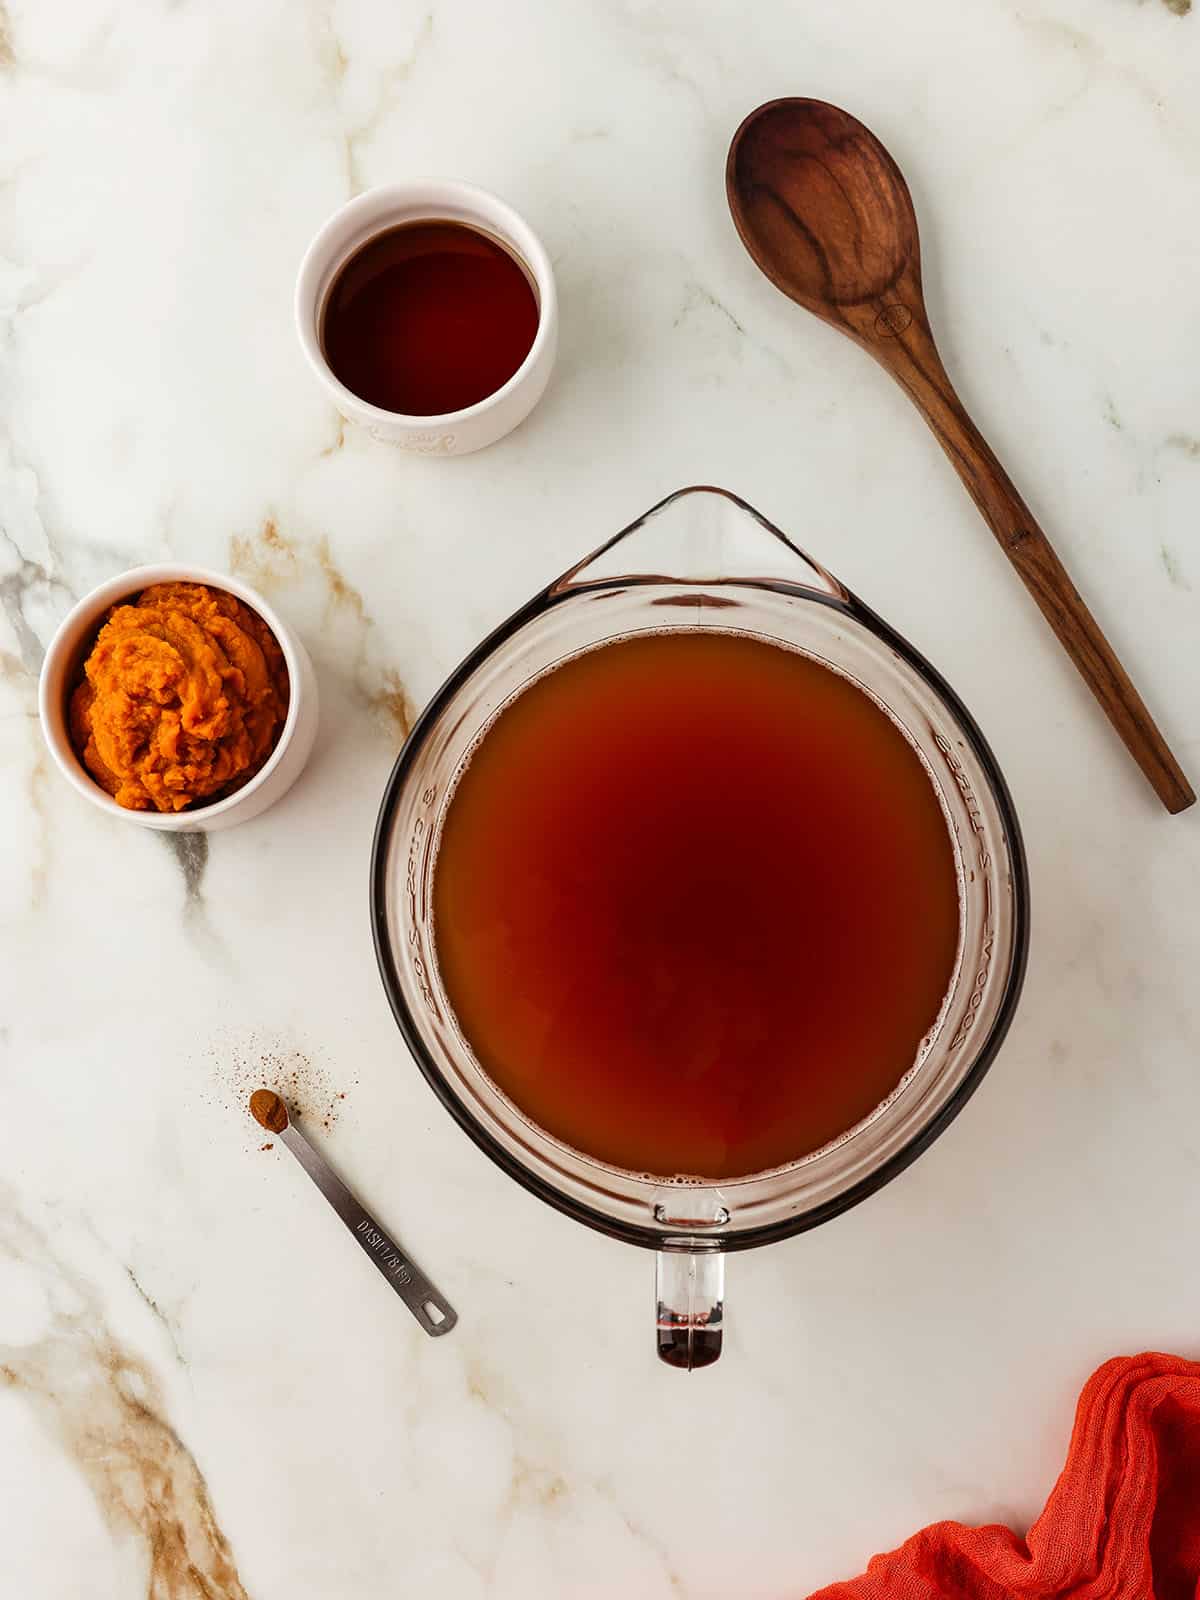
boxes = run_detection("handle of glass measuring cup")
[655,1245,725,1370]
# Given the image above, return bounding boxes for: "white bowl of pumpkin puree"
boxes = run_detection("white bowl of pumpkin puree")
[39,565,319,831]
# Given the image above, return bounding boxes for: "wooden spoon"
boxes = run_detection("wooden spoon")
[727,97,1193,814]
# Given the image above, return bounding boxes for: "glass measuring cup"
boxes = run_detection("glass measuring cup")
[371,487,1029,1368]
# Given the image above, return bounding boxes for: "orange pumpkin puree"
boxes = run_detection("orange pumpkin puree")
[69,582,289,813]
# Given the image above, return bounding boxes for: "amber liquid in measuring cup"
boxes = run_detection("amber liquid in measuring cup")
[432,632,961,1181]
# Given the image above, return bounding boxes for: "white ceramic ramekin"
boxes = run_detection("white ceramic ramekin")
[38,565,319,832]
[294,180,558,457]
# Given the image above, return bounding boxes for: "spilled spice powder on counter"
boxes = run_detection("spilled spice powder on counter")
[203,1031,357,1147]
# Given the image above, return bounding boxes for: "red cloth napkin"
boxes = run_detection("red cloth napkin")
[812,1353,1200,1600]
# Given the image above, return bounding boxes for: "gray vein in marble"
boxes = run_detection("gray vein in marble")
[0,1199,248,1599]
[674,280,745,337]
[1160,544,1190,590]
[1165,432,1200,459]
[161,832,209,912]
[673,279,795,379]
[156,833,234,971]
[125,1266,186,1369]
[0,555,53,674]
[0,432,78,670]
[0,4,12,69]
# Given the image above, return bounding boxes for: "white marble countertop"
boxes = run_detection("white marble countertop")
[3,1,1200,1595]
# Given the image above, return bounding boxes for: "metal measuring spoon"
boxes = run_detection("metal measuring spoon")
[250,1090,457,1337]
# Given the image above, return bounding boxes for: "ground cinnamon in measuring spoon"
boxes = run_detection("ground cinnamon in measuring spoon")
[249,1089,289,1134]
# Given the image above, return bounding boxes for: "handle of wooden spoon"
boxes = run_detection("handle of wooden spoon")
[856,304,1194,814]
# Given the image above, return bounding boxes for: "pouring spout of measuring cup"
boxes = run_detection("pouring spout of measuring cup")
[550,485,849,603]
